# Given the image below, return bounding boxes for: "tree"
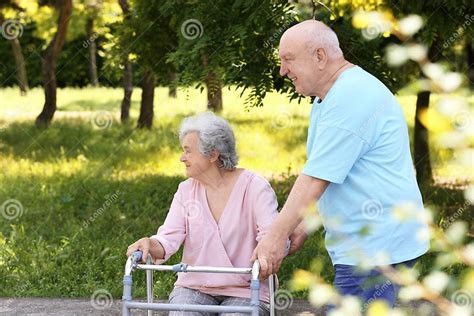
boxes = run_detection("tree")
[160,0,298,110]
[0,1,29,95]
[35,0,72,127]
[387,0,472,185]
[84,0,102,87]
[117,0,133,122]
[121,0,178,129]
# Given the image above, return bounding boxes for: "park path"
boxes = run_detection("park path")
[0,297,319,315]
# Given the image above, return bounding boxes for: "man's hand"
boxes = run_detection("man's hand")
[288,223,308,256]
[251,232,288,280]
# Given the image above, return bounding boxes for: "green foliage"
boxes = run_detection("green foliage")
[0,87,469,299]
[159,0,298,106]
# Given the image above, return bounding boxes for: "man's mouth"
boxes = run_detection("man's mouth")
[289,77,297,83]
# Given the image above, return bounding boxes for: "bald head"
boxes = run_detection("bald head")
[281,20,343,59]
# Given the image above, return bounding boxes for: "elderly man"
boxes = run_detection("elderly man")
[252,20,429,308]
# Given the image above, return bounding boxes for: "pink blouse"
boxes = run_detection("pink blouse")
[150,169,279,302]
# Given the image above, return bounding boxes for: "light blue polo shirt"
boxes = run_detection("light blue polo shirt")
[303,66,429,266]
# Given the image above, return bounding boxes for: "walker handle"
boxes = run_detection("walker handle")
[131,250,143,263]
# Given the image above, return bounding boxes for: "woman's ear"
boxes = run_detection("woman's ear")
[209,149,220,164]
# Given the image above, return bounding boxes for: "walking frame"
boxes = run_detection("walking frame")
[122,251,277,316]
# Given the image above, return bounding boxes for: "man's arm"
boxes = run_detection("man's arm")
[251,173,329,279]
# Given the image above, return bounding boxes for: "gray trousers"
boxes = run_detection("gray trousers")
[168,287,270,316]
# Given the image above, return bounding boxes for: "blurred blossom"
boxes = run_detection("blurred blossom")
[437,72,463,92]
[386,44,409,66]
[422,63,444,80]
[445,221,467,245]
[304,214,323,233]
[309,284,338,307]
[450,290,473,315]
[339,296,361,315]
[448,305,471,316]
[455,149,474,168]
[435,253,458,269]
[436,131,466,149]
[398,15,424,37]
[422,271,449,294]
[437,97,469,117]
[406,44,427,62]
[291,269,314,291]
[416,227,430,242]
[392,202,417,221]
[398,267,420,284]
[464,185,474,204]
[399,284,424,301]
[352,10,394,40]
[367,300,390,316]
[461,269,474,291]
[373,252,390,266]
[417,207,433,224]
[419,108,452,132]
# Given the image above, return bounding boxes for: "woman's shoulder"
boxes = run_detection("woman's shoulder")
[176,177,199,194]
[241,169,272,190]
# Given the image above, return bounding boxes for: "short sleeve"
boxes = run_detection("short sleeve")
[303,125,368,184]
[150,184,187,261]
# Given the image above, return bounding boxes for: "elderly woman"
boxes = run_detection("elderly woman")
[126,112,279,315]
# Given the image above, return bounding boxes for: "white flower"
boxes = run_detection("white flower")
[386,44,408,66]
[436,72,463,92]
[422,63,444,80]
[465,185,474,204]
[445,221,467,245]
[423,271,450,293]
[407,44,427,61]
[309,284,338,307]
[399,284,424,301]
[398,15,424,36]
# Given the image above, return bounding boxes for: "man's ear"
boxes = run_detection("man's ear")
[315,47,328,70]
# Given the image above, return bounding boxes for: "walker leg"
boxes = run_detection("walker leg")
[146,255,154,316]
[122,275,132,316]
[250,279,260,316]
[269,274,275,316]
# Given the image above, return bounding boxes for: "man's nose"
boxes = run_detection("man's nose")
[279,63,288,76]
[180,154,186,162]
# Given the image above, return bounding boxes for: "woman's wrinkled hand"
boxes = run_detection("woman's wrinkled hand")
[126,237,151,263]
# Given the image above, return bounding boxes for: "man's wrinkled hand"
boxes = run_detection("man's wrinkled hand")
[251,232,287,280]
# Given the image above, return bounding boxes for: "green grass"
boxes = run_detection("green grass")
[0,86,471,299]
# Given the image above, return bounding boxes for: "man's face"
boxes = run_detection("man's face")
[279,34,318,97]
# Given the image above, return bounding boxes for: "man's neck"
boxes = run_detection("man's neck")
[317,59,353,100]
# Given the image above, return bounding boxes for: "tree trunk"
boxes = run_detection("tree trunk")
[205,70,222,112]
[35,0,73,127]
[467,40,474,87]
[120,60,133,122]
[137,69,155,129]
[9,37,29,95]
[168,72,177,98]
[86,17,99,87]
[414,90,433,185]
[119,0,133,122]
[0,13,28,95]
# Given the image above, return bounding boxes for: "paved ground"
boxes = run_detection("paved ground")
[0,297,441,316]
[0,298,322,316]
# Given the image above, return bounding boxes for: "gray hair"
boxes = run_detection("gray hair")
[179,112,239,170]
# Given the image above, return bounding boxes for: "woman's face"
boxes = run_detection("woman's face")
[180,132,213,178]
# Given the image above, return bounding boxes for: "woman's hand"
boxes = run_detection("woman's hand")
[126,237,152,263]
